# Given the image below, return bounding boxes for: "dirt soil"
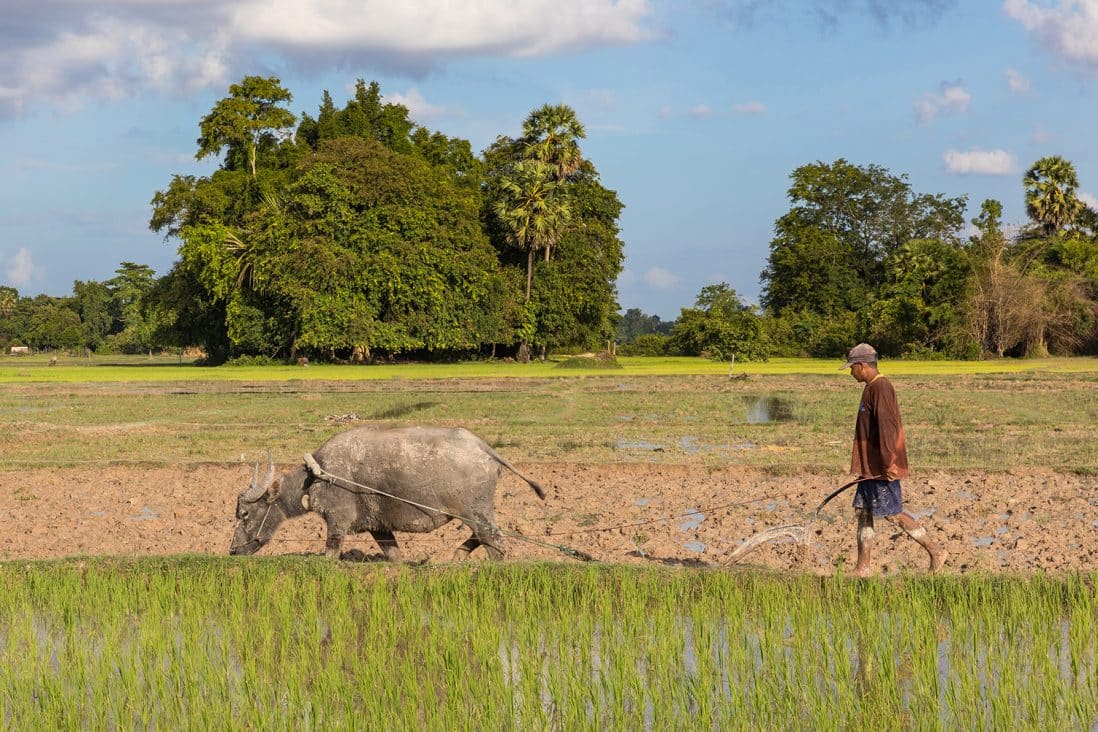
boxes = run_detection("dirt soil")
[1,464,1095,575]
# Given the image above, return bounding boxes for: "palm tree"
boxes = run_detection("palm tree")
[520,104,585,261]
[521,103,586,181]
[1024,155,1083,236]
[493,161,571,302]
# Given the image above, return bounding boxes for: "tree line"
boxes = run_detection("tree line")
[2,76,1095,362]
[1,76,623,363]
[618,156,1097,360]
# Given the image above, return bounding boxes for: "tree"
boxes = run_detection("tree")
[196,76,295,178]
[521,104,586,182]
[492,160,571,303]
[869,239,972,356]
[617,308,674,343]
[24,297,83,351]
[71,280,113,352]
[762,159,966,306]
[105,263,163,355]
[1024,155,1083,236]
[520,104,586,262]
[669,283,771,361]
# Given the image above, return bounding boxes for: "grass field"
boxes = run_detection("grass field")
[2,354,1096,727]
[1,354,1094,471]
[2,352,1096,383]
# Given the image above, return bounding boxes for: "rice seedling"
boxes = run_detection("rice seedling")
[0,558,1093,729]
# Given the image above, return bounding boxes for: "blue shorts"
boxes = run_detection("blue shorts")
[853,479,903,518]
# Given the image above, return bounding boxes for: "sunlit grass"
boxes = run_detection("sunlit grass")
[0,558,1093,729]
[1,353,1095,383]
[1,367,1094,470]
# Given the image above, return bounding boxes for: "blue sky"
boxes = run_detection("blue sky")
[2,1,1098,319]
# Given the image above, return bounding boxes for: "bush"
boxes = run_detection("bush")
[618,333,669,356]
[225,354,281,367]
[554,351,623,369]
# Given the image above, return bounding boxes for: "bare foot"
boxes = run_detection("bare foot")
[929,549,948,573]
[851,565,874,578]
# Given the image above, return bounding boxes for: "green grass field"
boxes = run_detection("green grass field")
[2,354,1094,471]
[2,352,1096,383]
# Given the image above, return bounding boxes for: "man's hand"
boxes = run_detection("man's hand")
[884,467,898,481]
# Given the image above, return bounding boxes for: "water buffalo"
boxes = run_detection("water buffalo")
[229,426,545,561]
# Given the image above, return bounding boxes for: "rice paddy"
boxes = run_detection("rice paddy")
[0,559,1093,729]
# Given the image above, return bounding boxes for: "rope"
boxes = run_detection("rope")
[542,497,774,537]
[305,460,597,562]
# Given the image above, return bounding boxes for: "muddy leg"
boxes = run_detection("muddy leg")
[466,514,504,561]
[853,509,874,577]
[452,536,480,561]
[324,530,345,560]
[370,529,403,563]
[885,512,946,573]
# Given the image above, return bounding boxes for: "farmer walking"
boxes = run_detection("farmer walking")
[841,343,946,577]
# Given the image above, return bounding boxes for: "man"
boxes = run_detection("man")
[841,343,946,576]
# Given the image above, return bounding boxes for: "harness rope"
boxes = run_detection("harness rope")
[304,460,597,562]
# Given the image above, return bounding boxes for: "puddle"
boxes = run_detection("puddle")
[615,439,664,451]
[743,396,796,424]
[683,541,706,553]
[679,436,702,454]
[679,509,706,532]
[972,537,995,547]
[731,441,758,450]
[635,498,650,507]
[956,491,978,500]
[127,507,159,521]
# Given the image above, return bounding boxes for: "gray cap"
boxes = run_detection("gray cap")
[840,343,877,369]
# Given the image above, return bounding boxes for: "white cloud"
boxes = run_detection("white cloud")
[943,148,1017,175]
[688,104,715,118]
[235,0,653,56]
[1005,67,1030,93]
[915,81,971,124]
[0,1,654,117]
[384,88,458,121]
[1005,0,1098,68]
[644,266,681,290]
[1032,126,1050,143]
[1079,191,1098,210]
[732,100,767,114]
[4,248,40,287]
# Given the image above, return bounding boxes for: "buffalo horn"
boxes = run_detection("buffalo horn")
[264,451,276,487]
[242,460,267,502]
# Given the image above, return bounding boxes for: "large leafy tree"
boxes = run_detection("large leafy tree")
[762,159,966,311]
[71,280,113,352]
[196,76,296,178]
[669,283,771,361]
[869,239,973,355]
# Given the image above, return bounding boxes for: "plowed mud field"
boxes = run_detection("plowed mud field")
[3,463,1095,575]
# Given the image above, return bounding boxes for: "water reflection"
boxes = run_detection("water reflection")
[743,396,796,424]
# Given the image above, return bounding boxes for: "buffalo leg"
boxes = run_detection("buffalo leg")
[467,514,504,561]
[370,530,403,563]
[324,531,344,559]
[452,536,481,561]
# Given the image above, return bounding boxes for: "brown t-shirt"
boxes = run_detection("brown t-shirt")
[850,374,909,479]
